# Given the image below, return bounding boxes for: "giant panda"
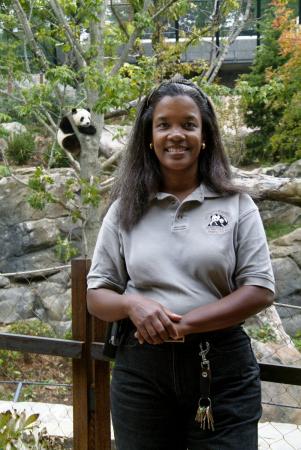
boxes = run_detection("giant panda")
[57,108,97,157]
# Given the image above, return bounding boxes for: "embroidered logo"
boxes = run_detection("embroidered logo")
[206,211,231,234]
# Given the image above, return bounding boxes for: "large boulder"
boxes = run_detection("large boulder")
[0,287,35,323]
[268,230,301,335]
[0,168,80,274]
[252,339,301,424]
[0,122,27,135]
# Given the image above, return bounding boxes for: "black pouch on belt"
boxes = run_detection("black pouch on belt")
[103,319,129,360]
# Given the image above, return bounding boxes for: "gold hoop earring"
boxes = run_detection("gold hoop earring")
[202,142,206,150]
[150,143,153,150]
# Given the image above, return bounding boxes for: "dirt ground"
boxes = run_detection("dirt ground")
[0,352,72,404]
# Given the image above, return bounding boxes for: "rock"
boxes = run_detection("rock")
[270,257,301,335]
[0,287,35,324]
[47,269,71,288]
[48,320,71,337]
[284,159,301,178]
[272,257,301,298]
[0,168,79,274]
[0,122,27,135]
[34,282,71,321]
[245,306,294,348]
[258,200,301,226]
[252,339,301,424]
[99,125,130,157]
[0,138,8,158]
[270,228,301,268]
[0,275,10,288]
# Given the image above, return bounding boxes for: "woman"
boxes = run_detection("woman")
[87,78,275,450]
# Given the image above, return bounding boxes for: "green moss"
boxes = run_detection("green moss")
[264,223,301,241]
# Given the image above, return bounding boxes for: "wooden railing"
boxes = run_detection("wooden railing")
[0,257,301,449]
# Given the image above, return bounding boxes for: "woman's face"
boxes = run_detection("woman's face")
[151,95,203,178]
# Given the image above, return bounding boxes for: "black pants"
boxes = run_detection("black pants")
[111,326,261,450]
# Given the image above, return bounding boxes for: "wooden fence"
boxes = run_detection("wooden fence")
[0,257,301,449]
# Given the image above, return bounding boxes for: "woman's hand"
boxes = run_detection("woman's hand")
[126,295,182,344]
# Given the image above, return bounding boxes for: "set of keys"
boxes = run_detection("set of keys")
[195,341,215,431]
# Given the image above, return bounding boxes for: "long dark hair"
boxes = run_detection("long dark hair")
[110,77,240,230]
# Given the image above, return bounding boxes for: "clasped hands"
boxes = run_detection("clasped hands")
[127,295,185,345]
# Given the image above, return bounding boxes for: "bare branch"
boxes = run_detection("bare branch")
[100,148,123,171]
[110,0,153,76]
[12,0,49,71]
[104,97,140,119]
[48,0,87,68]
[110,0,129,39]
[151,0,179,22]
[205,0,252,83]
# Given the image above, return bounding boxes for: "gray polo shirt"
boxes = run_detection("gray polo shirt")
[87,184,275,315]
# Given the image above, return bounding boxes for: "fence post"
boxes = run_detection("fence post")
[71,258,111,450]
[93,311,111,449]
[72,258,91,450]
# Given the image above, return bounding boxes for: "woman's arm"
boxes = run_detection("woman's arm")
[87,288,182,344]
[175,285,274,337]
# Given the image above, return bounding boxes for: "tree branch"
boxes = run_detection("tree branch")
[232,167,301,207]
[110,0,152,76]
[205,0,252,83]
[110,0,129,39]
[48,0,87,69]
[12,0,49,71]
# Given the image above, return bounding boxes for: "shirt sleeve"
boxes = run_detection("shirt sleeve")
[234,195,275,293]
[87,202,128,292]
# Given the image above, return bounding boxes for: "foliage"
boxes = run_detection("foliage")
[8,319,56,338]
[0,409,64,449]
[246,324,277,343]
[0,165,11,178]
[27,167,55,210]
[0,350,22,378]
[43,143,70,168]
[237,0,301,164]
[269,92,301,161]
[292,331,301,352]
[54,236,78,263]
[6,132,36,165]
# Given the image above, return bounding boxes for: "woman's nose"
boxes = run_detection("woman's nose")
[168,126,185,139]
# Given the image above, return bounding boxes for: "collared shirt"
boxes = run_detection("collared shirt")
[87,184,275,315]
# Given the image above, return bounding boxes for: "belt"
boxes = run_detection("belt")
[126,320,242,345]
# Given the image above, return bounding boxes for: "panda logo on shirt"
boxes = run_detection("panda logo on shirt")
[206,211,231,234]
[208,213,228,228]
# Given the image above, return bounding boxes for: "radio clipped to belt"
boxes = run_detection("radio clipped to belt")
[195,341,215,431]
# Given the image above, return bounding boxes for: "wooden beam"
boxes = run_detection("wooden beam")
[0,333,83,358]
[260,363,301,385]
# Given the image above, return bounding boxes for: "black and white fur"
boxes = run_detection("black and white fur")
[57,108,96,157]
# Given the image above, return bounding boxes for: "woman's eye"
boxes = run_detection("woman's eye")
[185,122,196,129]
[157,122,168,129]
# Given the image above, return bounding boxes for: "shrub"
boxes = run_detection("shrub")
[246,324,277,343]
[0,165,11,178]
[43,143,70,168]
[6,132,35,165]
[268,92,301,162]
[8,319,56,338]
[0,409,65,449]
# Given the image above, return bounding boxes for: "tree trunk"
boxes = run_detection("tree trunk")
[232,167,301,207]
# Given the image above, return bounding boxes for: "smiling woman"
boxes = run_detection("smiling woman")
[87,77,275,450]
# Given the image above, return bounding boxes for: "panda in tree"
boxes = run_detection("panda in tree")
[57,108,97,157]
